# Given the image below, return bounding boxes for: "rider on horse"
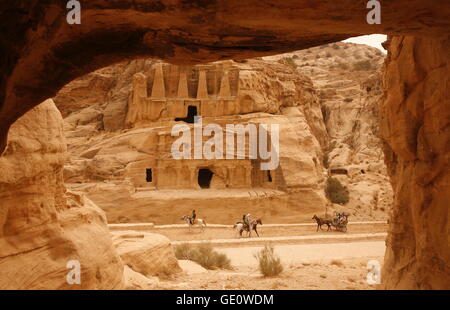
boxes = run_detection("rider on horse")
[190,209,196,225]
[243,213,252,230]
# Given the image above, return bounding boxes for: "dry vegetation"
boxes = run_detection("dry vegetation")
[254,245,284,277]
[175,243,232,270]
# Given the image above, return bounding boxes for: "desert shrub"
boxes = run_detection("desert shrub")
[325,52,332,58]
[254,245,283,277]
[344,97,353,103]
[292,54,299,59]
[352,60,372,71]
[325,177,350,205]
[174,243,232,270]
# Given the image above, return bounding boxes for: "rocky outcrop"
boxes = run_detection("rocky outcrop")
[0,100,124,289]
[54,59,159,131]
[112,231,181,278]
[380,36,450,290]
[265,43,393,219]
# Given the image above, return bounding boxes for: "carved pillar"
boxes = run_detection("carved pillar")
[177,70,189,99]
[218,71,231,98]
[151,63,166,99]
[197,70,209,99]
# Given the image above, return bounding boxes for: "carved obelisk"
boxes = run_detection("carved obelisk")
[151,63,166,99]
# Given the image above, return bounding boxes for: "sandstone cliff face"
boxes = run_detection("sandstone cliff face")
[58,58,328,224]
[380,36,450,290]
[266,43,393,219]
[0,100,124,289]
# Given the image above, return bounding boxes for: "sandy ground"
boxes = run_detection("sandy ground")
[217,241,385,266]
[157,255,383,290]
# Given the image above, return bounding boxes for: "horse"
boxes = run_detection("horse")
[312,215,332,232]
[234,218,263,237]
[181,215,207,232]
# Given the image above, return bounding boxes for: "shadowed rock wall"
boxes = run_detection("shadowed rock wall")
[380,36,449,289]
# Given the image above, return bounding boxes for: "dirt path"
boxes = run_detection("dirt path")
[110,221,387,242]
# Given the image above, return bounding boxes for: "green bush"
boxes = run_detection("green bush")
[325,177,350,205]
[174,243,232,270]
[254,245,283,277]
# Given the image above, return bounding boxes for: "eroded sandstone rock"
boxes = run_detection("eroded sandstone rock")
[0,100,124,289]
[112,231,181,278]
[380,36,450,290]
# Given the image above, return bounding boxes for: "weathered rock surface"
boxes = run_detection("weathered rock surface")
[123,265,159,290]
[0,100,124,289]
[266,42,393,219]
[380,36,450,290]
[112,231,181,277]
[178,260,208,275]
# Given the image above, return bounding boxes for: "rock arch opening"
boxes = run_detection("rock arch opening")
[0,1,448,290]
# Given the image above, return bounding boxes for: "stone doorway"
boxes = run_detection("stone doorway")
[146,168,153,182]
[175,105,198,123]
[198,168,213,188]
[267,170,272,182]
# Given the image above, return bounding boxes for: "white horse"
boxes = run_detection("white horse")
[233,222,245,237]
[181,215,206,232]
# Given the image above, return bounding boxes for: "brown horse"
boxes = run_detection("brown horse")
[312,215,332,232]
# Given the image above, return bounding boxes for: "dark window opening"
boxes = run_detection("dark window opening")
[198,168,213,189]
[175,105,198,124]
[267,171,272,182]
[146,168,153,182]
[330,169,348,175]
